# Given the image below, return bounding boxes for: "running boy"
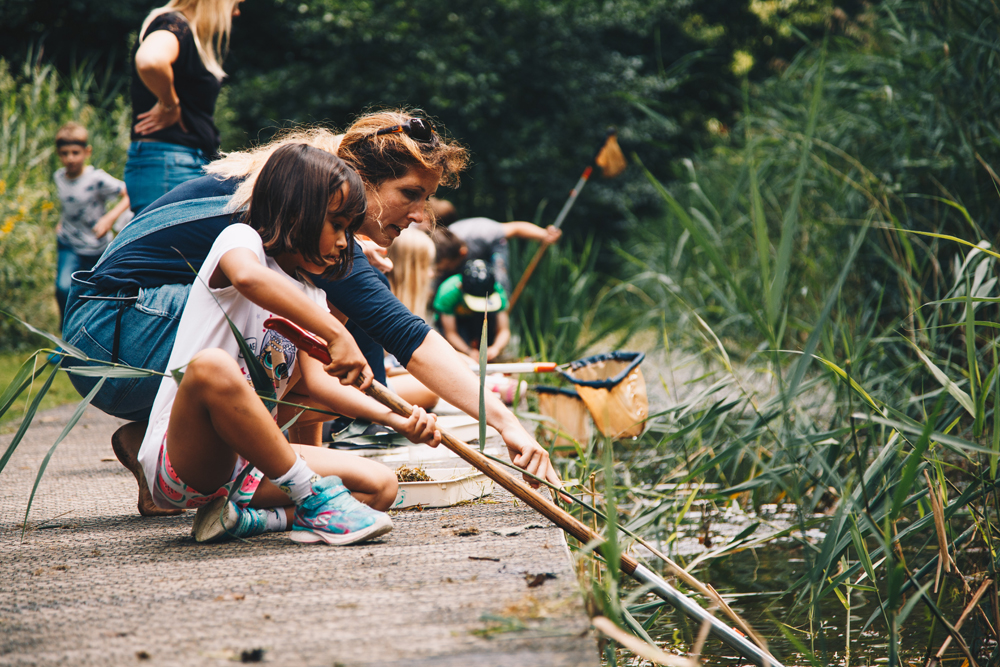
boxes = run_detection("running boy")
[137,144,439,545]
[53,122,130,321]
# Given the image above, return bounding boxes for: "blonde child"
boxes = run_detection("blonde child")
[137,143,439,545]
[385,228,439,410]
[387,227,436,322]
[53,122,130,320]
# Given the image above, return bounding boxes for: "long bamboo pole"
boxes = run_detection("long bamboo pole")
[263,317,783,667]
[363,381,782,667]
[508,167,592,308]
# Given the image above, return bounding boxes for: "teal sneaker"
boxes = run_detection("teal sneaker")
[192,496,269,543]
[290,476,393,546]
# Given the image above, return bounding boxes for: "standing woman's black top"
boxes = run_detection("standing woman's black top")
[129,12,222,157]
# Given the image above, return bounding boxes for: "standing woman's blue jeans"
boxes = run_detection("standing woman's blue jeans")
[123,141,209,215]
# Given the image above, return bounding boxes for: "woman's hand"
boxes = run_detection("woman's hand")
[133,30,184,135]
[134,100,187,135]
[501,426,561,490]
[392,407,441,447]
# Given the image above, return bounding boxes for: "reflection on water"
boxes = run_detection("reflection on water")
[612,501,993,666]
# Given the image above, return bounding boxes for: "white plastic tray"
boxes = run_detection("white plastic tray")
[392,465,494,509]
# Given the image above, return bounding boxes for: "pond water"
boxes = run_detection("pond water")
[612,502,994,666]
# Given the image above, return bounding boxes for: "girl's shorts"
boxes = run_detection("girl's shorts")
[151,432,265,510]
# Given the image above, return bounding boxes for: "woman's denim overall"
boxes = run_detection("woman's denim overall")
[61,196,232,422]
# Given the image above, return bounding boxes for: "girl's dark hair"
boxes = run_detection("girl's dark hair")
[245,144,367,279]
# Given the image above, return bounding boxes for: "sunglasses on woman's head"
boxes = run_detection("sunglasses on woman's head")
[375,118,438,144]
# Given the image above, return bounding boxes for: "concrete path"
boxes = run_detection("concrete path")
[0,404,599,666]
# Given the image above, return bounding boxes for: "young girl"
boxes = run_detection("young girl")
[136,143,438,545]
[387,227,436,322]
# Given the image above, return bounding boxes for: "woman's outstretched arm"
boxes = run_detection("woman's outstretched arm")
[405,331,561,489]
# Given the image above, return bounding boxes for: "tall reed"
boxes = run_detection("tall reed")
[546,4,1000,662]
[0,54,129,350]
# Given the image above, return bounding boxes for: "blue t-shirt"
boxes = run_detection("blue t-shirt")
[87,174,431,372]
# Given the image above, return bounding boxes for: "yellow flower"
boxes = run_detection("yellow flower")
[41,201,55,212]
[1,216,15,235]
[750,0,779,23]
[0,179,6,195]
[732,50,754,77]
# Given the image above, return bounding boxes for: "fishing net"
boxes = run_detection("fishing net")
[558,351,647,439]
[535,386,592,455]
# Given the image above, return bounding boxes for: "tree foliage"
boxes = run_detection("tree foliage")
[224,0,842,227]
[0,0,839,232]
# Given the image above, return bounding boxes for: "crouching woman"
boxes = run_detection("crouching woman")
[140,144,436,544]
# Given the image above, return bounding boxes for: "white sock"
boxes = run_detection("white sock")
[263,508,287,532]
[271,456,319,504]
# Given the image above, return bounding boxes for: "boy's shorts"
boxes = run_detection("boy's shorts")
[151,432,265,510]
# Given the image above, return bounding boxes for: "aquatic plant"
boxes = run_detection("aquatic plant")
[507,5,1000,664]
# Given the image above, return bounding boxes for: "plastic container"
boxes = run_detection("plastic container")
[392,464,494,509]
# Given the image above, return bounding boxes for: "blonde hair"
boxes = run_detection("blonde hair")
[140,0,239,81]
[388,228,436,319]
[206,127,342,212]
[55,122,88,144]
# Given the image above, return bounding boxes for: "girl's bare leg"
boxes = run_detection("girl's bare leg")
[168,349,397,517]
[388,372,439,411]
[165,349,298,494]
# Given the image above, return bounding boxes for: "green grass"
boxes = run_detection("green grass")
[0,56,130,351]
[0,352,80,430]
[544,5,1000,662]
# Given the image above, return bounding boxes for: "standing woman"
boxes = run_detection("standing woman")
[124,0,242,214]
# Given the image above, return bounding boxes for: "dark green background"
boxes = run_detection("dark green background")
[0,0,847,231]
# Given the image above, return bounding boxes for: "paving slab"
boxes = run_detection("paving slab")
[0,404,600,666]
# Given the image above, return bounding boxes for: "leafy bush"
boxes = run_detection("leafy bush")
[588,2,1000,657]
[0,56,129,351]
[623,0,1000,349]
